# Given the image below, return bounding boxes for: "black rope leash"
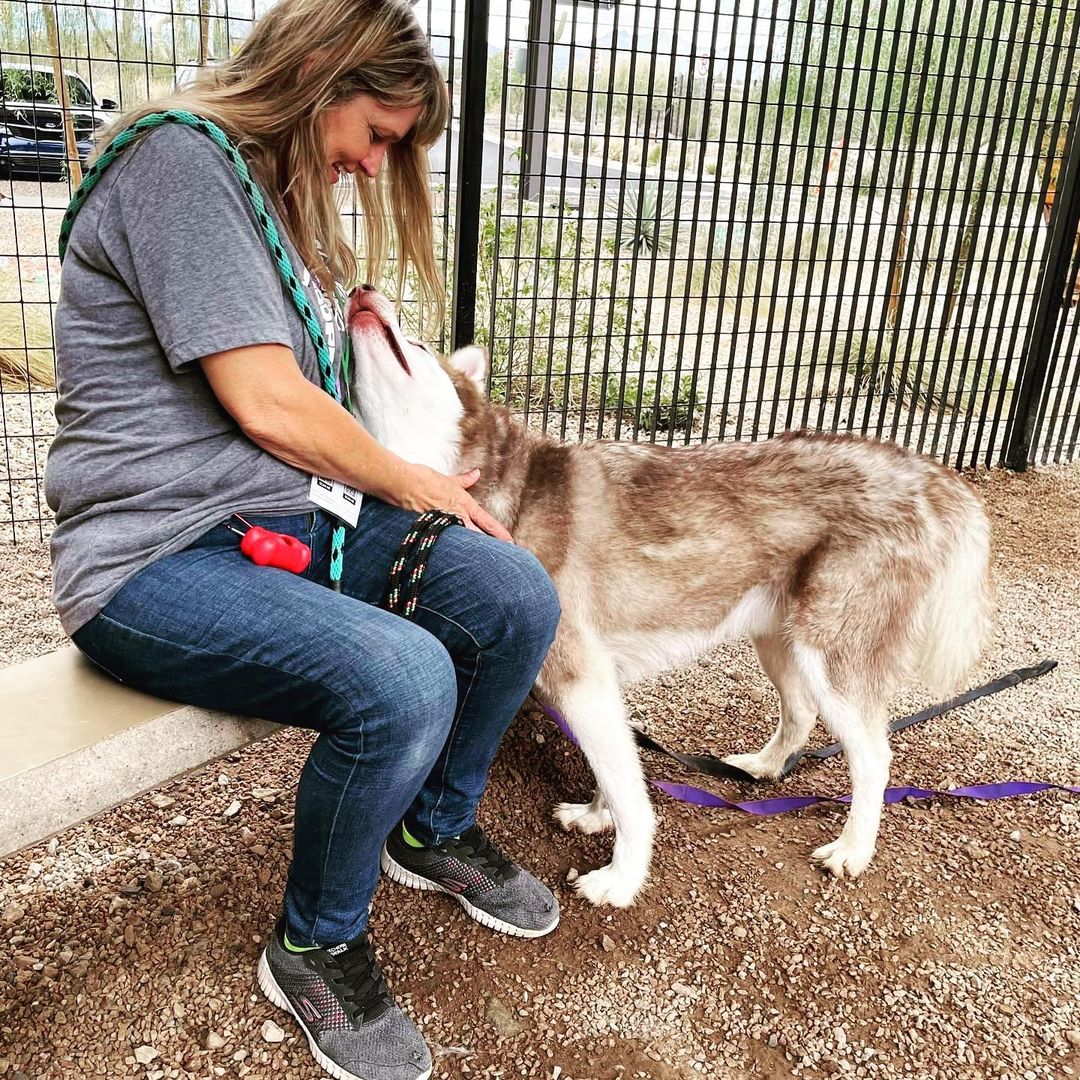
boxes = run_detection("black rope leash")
[382,510,463,619]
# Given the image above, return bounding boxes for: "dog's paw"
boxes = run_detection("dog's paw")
[721,751,783,780]
[553,801,614,834]
[572,864,643,908]
[811,837,875,879]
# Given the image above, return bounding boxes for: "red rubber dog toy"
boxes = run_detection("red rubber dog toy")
[240,526,312,574]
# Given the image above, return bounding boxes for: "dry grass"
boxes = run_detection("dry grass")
[0,276,56,391]
[0,349,55,390]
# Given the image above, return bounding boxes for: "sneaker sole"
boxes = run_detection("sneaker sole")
[380,846,560,939]
[256,949,432,1080]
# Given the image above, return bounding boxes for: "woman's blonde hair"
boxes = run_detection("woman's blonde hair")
[95,0,449,329]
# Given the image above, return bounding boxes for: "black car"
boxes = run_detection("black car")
[0,63,117,180]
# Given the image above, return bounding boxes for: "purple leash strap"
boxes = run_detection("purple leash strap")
[534,660,1079,815]
[645,780,1080,814]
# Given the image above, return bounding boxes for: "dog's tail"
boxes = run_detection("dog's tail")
[913,485,995,697]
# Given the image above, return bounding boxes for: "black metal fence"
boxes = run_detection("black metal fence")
[1,0,1078,543]
[455,0,1080,470]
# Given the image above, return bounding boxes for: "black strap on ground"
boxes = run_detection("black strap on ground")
[633,658,1060,783]
[383,510,463,620]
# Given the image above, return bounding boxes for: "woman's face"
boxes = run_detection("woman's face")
[321,93,422,184]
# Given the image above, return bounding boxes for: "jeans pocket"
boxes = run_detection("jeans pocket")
[235,511,318,538]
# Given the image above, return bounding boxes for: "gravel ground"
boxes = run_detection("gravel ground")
[1,464,1079,1080]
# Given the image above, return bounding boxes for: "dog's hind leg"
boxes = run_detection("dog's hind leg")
[540,635,655,908]
[794,644,891,878]
[722,632,818,780]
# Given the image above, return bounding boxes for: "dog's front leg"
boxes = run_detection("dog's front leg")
[539,636,656,908]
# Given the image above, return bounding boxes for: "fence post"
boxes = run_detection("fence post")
[1005,98,1080,471]
[522,0,555,202]
[43,1,83,188]
[199,0,211,66]
[450,0,490,351]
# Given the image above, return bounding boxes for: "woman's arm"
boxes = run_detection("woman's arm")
[200,344,512,541]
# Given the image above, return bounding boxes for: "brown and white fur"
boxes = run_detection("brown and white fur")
[346,286,995,908]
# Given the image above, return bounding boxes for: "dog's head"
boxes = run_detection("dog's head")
[346,286,488,475]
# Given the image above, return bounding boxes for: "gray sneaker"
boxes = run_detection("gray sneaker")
[257,918,432,1080]
[381,823,560,938]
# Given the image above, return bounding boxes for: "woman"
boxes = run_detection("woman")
[45,2,561,1078]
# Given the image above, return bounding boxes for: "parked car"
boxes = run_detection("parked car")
[0,63,117,180]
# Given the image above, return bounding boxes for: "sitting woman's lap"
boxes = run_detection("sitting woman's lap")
[72,498,558,730]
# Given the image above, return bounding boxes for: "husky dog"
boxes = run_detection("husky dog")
[346,286,994,908]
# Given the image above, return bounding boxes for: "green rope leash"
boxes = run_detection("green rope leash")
[59,110,349,588]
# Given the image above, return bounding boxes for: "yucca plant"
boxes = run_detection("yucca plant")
[607,181,679,256]
[0,350,55,390]
[594,372,701,435]
[0,268,55,389]
[826,327,1011,413]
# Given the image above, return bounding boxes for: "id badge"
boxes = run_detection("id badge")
[309,475,362,527]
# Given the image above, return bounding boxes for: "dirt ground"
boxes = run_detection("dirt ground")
[1,465,1078,1080]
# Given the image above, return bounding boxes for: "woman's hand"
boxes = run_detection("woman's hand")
[200,345,512,541]
[398,463,513,542]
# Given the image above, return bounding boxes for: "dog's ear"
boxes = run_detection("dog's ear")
[447,345,488,391]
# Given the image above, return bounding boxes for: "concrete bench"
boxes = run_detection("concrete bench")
[0,646,278,856]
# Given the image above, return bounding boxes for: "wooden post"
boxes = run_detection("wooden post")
[43,1,82,187]
[199,0,212,67]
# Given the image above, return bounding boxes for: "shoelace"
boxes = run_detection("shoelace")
[454,826,515,881]
[325,935,393,1024]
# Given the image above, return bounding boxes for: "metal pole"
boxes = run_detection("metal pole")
[522,0,555,202]
[1005,95,1080,471]
[451,0,490,350]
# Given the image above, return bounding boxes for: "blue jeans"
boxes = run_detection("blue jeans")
[72,499,560,946]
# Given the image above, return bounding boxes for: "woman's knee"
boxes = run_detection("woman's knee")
[484,545,561,655]
[320,627,457,753]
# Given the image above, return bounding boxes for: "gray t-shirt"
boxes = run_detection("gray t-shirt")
[45,123,346,635]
